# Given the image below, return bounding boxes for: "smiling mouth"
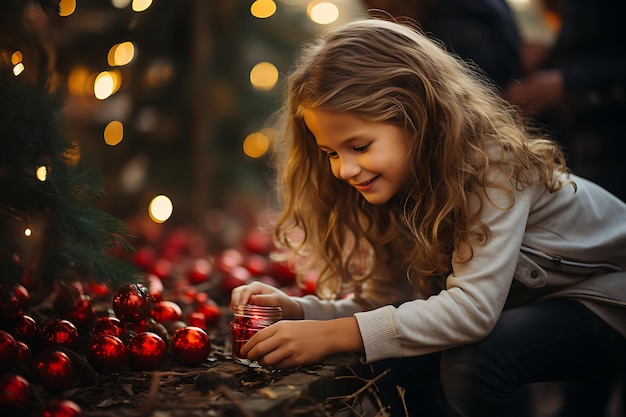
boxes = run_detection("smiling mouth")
[355,175,380,187]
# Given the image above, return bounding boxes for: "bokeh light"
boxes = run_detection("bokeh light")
[307,1,339,25]
[108,41,135,66]
[11,51,22,65]
[132,0,153,12]
[36,166,48,181]
[67,66,91,95]
[243,131,270,158]
[251,0,277,18]
[149,195,173,223]
[59,0,77,16]
[249,62,279,91]
[13,62,24,76]
[104,121,124,146]
[94,70,121,100]
[112,0,132,8]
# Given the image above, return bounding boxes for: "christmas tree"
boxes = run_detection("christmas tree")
[0,0,139,309]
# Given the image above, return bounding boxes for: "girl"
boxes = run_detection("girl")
[230,18,626,416]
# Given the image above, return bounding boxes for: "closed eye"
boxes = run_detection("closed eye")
[354,144,370,152]
[325,150,338,159]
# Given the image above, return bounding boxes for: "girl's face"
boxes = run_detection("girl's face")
[302,109,409,205]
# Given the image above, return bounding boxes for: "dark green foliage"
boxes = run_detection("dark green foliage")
[0,68,140,292]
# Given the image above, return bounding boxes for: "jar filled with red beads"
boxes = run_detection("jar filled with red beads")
[230,304,282,365]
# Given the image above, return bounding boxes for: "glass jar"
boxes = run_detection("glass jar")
[230,304,282,365]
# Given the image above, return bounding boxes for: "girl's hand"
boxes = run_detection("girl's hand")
[241,317,364,369]
[230,281,304,319]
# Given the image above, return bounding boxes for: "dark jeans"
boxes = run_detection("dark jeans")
[359,298,626,417]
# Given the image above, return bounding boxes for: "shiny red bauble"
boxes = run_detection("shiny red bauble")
[0,330,19,371]
[133,245,157,270]
[91,316,125,338]
[214,248,244,273]
[40,319,79,349]
[32,350,74,394]
[0,373,32,414]
[36,398,84,417]
[266,261,297,286]
[65,296,96,333]
[186,311,207,330]
[243,254,268,276]
[0,292,20,320]
[150,258,171,280]
[170,326,211,366]
[6,313,40,346]
[151,300,183,323]
[86,334,127,373]
[126,332,166,371]
[112,283,153,323]
[187,258,212,284]
[16,341,31,361]
[11,284,30,308]
[194,301,222,328]
[243,227,274,255]
[221,266,251,292]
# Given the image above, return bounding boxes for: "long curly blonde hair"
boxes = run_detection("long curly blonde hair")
[270,18,569,298]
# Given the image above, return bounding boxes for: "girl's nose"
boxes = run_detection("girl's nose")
[337,157,360,180]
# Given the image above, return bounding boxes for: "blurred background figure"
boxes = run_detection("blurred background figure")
[505,0,626,202]
[360,0,524,90]
[506,1,626,415]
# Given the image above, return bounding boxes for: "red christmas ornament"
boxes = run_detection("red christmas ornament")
[32,350,75,394]
[86,334,127,373]
[11,284,30,308]
[267,261,297,286]
[243,254,268,276]
[150,258,171,280]
[87,280,110,298]
[16,341,31,361]
[5,313,39,347]
[151,300,183,323]
[65,296,96,333]
[133,245,157,269]
[0,373,32,414]
[170,326,211,366]
[91,316,125,338]
[187,258,212,284]
[0,292,20,320]
[125,319,149,335]
[194,300,222,328]
[36,399,83,417]
[221,266,251,292]
[0,330,19,371]
[147,274,164,301]
[186,311,207,330]
[40,319,79,349]
[126,331,166,371]
[243,227,274,255]
[112,283,153,323]
[215,248,244,273]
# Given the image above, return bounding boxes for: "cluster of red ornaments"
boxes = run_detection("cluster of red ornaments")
[0,281,213,416]
[0,224,309,415]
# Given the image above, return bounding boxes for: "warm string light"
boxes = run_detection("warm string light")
[11,51,24,76]
[59,0,77,16]
[307,1,339,25]
[148,195,173,224]
[251,0,277,18]
[132,0,153,12]
[35,166,48,181]
[249,61,279,91]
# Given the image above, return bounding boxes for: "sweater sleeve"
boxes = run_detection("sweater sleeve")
[354,183,535,362]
